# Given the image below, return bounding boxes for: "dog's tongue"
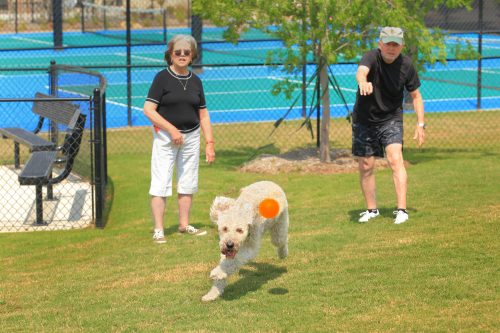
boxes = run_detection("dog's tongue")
[222,250,236,259]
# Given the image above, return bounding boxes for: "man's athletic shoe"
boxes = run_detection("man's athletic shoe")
[358,209,380,223]
[394,210,409,224]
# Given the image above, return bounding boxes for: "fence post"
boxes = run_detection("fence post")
[102,92,108,185]
[47,61,58,200]
[52,0,63,49]
[316,65,320,148]
[15,0,18,33]
[163,9,167,44]
[126,0,132,126]
[302,63,307,118]
[191,15,203,65]
[93,88,104,228]
[477,0,483,111]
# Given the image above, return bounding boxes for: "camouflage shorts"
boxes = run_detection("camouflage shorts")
[352,120,404,157]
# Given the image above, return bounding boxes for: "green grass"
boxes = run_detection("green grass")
[1,114,500,331]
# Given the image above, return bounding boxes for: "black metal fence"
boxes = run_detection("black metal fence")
[0,63,107,231]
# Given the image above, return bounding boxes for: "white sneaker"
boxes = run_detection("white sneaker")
[179,225,207,236]
[153,229,166,244]
[394,210,409,224]
[358,209,380,223]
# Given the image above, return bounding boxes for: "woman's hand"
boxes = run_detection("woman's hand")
[169,129,184,145]
[205,142,215,164]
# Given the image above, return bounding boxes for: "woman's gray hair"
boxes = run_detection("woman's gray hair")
[164,34,199,65]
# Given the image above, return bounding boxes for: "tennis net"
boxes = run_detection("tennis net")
[80,2,167,45]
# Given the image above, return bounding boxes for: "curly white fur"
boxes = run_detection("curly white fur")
[202,181,289,302]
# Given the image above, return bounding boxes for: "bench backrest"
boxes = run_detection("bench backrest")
[48,113,87,185]
[32,92,81,132]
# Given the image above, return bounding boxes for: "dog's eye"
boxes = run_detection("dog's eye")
[222,227,228,232]
[236,228,244,234]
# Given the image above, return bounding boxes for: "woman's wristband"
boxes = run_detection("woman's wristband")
[206,140,215,145]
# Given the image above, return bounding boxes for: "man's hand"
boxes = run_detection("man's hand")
[413,126,425,147]
[358,82,373,96]
[356,65,372,96]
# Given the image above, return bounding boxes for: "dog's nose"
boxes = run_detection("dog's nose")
[226,241,234,249]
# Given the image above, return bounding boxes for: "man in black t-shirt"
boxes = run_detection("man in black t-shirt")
[352,27,425,224]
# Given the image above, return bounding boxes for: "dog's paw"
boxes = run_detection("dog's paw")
[209,266,228,280]
[202,286,222,302]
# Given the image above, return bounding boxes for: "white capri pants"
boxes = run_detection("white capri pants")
[149,127,200,197]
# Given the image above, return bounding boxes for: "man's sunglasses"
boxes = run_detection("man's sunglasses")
[173,49,191,57]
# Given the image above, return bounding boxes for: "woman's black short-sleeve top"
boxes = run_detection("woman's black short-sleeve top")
[146,67,207,133]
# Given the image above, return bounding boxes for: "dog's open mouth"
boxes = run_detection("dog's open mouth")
[221,248,236,259]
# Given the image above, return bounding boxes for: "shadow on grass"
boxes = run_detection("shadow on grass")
[162,223,211,236]
[404,147,495,164]
[222,262,288,301]
[99,176,114,229]
[348,207,419,223]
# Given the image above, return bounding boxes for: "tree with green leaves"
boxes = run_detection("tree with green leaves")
[192,0,475,162]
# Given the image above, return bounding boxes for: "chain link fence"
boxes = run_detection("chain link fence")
[0,64,107,232]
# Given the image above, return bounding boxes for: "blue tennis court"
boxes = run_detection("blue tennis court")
[1,30,499,129]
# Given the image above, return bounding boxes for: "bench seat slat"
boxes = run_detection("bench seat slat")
[0,128,55,151]
[19,151,58,185]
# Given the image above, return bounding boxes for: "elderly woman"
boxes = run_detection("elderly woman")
[144,34,215,243]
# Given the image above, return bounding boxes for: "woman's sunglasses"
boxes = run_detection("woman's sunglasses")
[173,49,191,57]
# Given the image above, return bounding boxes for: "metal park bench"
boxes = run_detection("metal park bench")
[0,93,87,225]
[0,92,81,168]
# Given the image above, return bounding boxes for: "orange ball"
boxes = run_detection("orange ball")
[259,198,280,219]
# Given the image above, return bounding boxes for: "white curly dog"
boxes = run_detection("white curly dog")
[202,181,289,302]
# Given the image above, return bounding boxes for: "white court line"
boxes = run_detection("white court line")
[457,68,500,75]
[425,95,499,102]
[12,36,55,46]
[113,52,164,63]
[208,103,352,114]
[269,76,358,92]
[204,86,356,96]
[202,76,285,81]
[428,67,500,75]
[106,76,299,84]
[58,88,88,97]
[206,89,270,95]
[109,96,146,100]
[101,80,155,86]
[447,36,500,49]
[209,106,303,113]
[205,46,285,52]
[106,99,143,111]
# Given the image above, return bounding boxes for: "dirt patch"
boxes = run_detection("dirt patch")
[240,147,408,174]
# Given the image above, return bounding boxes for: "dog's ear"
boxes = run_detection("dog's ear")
[241,203,258,226]
[210,196,235,223]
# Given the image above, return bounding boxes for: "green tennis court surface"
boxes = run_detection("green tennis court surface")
[0,30,499,128]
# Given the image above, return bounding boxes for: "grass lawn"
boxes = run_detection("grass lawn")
[1,113,499,331]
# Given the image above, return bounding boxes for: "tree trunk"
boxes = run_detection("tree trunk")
[319,59,331,163]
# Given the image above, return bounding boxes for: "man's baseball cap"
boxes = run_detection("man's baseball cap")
[380,27,404,45]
